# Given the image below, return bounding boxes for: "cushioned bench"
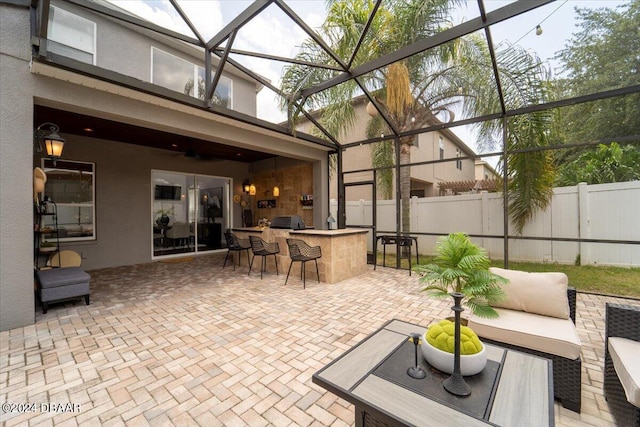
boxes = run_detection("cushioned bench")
[36,267,91,314]
[468,267,582,412]
[605,303,640,427]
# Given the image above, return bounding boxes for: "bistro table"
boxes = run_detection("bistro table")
[313,319,554,427]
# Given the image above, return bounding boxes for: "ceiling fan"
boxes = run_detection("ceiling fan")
[160,144,216,161]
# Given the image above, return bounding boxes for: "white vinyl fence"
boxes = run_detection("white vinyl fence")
[331,181,640,267]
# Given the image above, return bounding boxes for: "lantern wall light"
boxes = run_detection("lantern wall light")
[35,122,66,166]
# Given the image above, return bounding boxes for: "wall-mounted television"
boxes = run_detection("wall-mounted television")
[154,185,181,200]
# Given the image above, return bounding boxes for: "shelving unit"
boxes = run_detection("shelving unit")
[300,194,313,210]
[34,202,60,270]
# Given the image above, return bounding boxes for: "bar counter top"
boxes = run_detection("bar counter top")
[232,227,368,284]
[232,227,368,236]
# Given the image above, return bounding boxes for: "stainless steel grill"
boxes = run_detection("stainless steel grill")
[270,215,305,230]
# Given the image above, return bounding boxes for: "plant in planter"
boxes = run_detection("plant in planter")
[415,232,508,319]
[155,206,175,227]
[414,233,508,394]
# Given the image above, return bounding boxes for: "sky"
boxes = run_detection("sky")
[108,0,627,155]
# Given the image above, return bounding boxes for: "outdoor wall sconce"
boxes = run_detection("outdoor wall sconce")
[35,122,65,166]
[243,179,251,194]
[249,184,256,196]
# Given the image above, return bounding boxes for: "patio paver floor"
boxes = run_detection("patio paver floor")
[1,253,638,426]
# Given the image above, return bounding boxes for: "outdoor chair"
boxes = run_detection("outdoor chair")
[165,222,190,248]
[285,238,321,288]
[223,230,251,270]
[604,303,640,427]
[249,235,279,279]
[468,268,582,412]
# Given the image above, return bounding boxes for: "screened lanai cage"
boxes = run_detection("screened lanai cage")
[31,0,640,270]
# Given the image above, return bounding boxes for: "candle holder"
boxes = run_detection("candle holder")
[407,332,426,379]
[443,292,471,396]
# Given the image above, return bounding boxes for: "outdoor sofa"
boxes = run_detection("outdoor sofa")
[468,268,582,412]
[604,303,640,426]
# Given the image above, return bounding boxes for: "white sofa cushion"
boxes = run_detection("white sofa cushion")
[468,308,582,359]
[608,337,640,407]
[489,267,570,319]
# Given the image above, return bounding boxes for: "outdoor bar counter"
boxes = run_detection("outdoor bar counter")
[232,227,369,284]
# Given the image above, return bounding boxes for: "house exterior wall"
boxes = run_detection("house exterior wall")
[0,2,329,331]
[0,3,36,331]
[475,160,496,181]
[50,0,258,116]
[329,101,476,200]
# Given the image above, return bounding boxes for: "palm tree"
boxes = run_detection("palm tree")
[281,0,553,234]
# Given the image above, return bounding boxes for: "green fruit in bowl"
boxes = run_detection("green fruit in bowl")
[425,319,483,355]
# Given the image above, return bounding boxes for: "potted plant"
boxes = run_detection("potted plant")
[415,232,508,318]
[421,319,486,376]
[414,233,508,386]
[155,206,174,227]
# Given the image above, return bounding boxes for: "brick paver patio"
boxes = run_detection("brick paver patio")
[1,254,638,426]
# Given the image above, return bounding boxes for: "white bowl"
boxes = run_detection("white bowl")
[421,331,487,376]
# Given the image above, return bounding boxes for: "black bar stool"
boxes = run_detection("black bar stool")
[285,238,322,288]
[249,235,280,279]
[223,231,251,270]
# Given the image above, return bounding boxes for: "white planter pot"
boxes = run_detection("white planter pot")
[421,331,487,376]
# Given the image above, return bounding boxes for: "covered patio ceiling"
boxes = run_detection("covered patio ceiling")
[33,105,276,163]
[34,0,640,153]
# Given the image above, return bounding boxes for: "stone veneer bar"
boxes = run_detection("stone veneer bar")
[232,227,369,284]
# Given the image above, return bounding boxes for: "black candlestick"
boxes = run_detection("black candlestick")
[443,292,471,396]
[407,332,426,379]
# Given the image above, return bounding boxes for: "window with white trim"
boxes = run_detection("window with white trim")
[47,6,96,65]
[456,148,462,170]
[151,48,233,108]
[42,159,96,242]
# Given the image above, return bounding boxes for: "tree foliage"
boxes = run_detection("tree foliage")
[556,142,640,186]
[280,0,552,234]
[553,0,640,146]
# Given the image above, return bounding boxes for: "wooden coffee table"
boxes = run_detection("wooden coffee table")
[313,319,554,427]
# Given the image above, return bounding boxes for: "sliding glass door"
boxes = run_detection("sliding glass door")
[152,171,229,258]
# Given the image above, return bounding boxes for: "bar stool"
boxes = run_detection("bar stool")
[223,230,251,270]
[249,235,280,279]
[285,238,322,288]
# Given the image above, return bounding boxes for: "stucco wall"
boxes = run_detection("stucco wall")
[0,3,37,330]
[50,0,258,116]
[327,102,476,200]
[34,136,251,271]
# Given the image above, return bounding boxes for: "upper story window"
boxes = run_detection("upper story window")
[456,148,462,170]
[439,136,444,160]
[47,6,96,65]
[151,48,233,109]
